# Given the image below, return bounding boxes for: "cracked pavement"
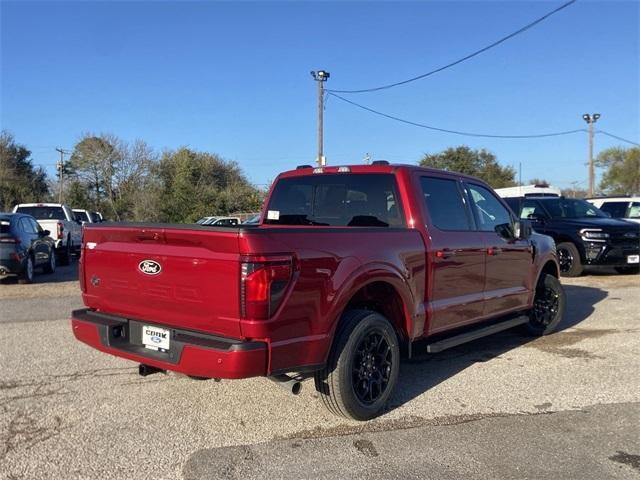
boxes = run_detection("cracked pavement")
[0,266,639,479]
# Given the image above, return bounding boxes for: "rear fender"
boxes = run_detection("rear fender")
[320,262,420,364]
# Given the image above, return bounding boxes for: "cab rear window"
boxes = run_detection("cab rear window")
[265,174,405,227]
[15,206,66,220]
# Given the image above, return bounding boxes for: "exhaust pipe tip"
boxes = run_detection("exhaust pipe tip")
[269,374,302,395]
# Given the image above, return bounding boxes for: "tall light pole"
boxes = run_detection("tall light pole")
[311,70,330,167]
[55,147,67,203]
[582,113,600,197]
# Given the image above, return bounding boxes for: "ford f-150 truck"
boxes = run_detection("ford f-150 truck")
[72,163,565,420]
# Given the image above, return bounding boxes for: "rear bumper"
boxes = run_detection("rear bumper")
[0,256,22,276]
[71,309,267,379]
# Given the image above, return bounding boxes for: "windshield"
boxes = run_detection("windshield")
[16,206,66,220]
[265,173,404,227]
[541,198,607,219]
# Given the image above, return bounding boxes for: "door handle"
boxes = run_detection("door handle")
[487,247,502,256]
[436,248,458,259]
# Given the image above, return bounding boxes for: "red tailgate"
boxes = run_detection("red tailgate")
[81,225,242,338]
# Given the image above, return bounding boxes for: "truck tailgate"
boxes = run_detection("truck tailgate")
[81,225,242,338]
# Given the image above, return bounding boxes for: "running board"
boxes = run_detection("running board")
[425,315,529,353]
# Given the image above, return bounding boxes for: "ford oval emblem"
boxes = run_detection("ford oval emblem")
[139,260,162,275]
[151,336,162,343]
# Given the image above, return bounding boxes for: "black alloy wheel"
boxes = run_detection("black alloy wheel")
[352,330,393,405]
[556,242,583,277]
[525,273,566,336]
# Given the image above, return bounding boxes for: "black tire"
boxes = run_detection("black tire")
[314,310,400,421]
[43,247,56,274]
[18,255,35,284]
[615,266,639,275]
[556,242,583,277]
[58,241,71,266]
[524,274,566,336]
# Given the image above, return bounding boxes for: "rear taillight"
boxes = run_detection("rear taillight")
[240,255,293,319]
[0,237,20,244]
[57,222,63,240]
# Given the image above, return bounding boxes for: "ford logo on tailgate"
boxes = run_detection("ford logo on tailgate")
[138,260,162,275]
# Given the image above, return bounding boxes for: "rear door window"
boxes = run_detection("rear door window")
[265,174,405,227]
[600,201,630,218]
[420,177,472,231]
[20,217,37,234]
[628,202,640,219]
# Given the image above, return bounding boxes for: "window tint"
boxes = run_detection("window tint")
[15,206,66,220]
[540,198,606,218]
[467,184,512,232]
[266,174,404,227]
[29,218,42,233]
[520,199,547,219]
[420,177,471,231]
[90,212,102,223]
[629,202,640,219]
[75,211,90,222]
[503,197,521,215]
[20,217,37,234]
[599,201,630,218]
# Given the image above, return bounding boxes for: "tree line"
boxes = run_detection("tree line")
[1,131,264,222]
[2,130,638,219]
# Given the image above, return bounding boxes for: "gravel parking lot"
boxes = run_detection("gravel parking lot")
[1,264,639,479]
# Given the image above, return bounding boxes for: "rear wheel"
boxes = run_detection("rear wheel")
[556,242,583,277]
[58,241,71,266]
[314,310,400,421]
[18,256,34,284]
[615,266,639,275]
[525,274,566,336]
[43,247,56,274]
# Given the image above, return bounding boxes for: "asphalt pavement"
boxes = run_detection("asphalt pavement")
[1,266,639,479]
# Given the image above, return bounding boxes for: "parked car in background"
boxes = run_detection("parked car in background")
[72,163,564,420]
[502,196,640,276]
[494,183,561,198]
[196,216,241,226]
[242,214,260,225]
[586,197,640,224]
[73,209,104,224]
[0,212,56,283]
[13,203,82,265]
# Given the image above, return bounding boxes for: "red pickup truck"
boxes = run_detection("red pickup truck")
[72,163,565,420]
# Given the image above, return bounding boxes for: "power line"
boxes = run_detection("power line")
[327,0,577,94]
[328,92,586,139]
[596,130,640,147]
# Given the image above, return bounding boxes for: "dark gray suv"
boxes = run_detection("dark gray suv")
[0,213,56,283]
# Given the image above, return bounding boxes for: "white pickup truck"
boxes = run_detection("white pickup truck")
[13,203,82,265]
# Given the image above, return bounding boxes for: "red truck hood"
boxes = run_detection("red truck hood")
[81,225,243,338]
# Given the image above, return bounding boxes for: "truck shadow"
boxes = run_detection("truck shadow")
[388,284,608,411]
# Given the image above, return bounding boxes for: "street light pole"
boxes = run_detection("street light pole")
[311,70,330,167]
[55,147,66,203]
[582,113,600,197]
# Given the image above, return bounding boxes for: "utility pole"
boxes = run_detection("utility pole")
[311,70,330,167]
[582,113,601,197]
[55,148,68,203]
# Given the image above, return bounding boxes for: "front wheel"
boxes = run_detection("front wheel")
[314,310,400,421]
[18,256,34,284]
[43,247,56,274]
[58,242,71,266]
[525,274,566,336]
[556,242,583,277]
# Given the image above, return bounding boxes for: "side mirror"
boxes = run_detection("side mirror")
[513,220,532,240]
[41,229,51,237]
[527,213,546,223]
[604,211,612,218]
